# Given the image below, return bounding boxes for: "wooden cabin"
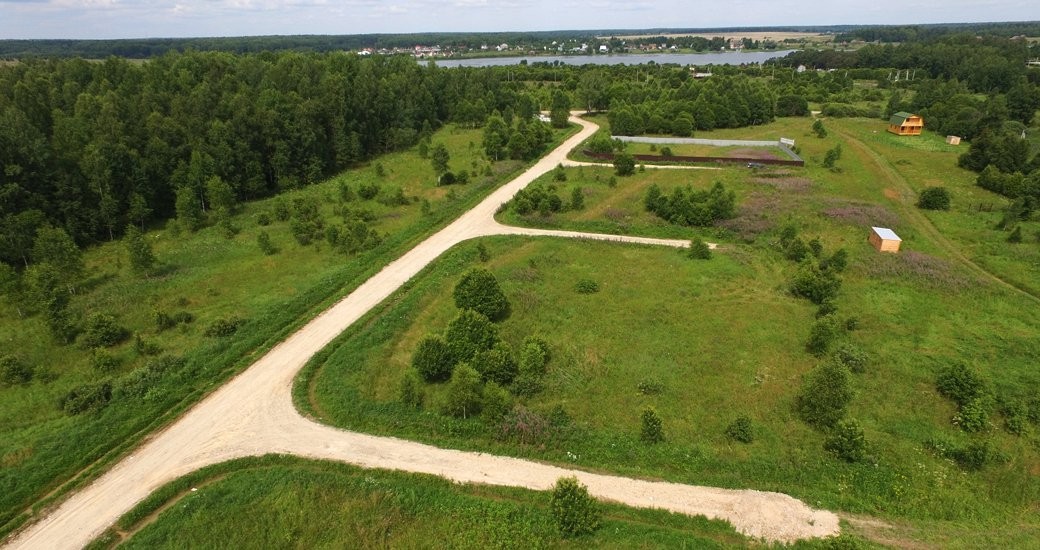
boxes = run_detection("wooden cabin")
[888,112,923,136]
[869,226,902,253]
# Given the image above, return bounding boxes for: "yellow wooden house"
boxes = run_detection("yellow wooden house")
[887,112,923,136]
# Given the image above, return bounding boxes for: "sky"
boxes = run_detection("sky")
[0,0,1036,40]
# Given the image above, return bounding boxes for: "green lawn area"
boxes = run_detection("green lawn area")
[0,123,575,537]
[300,116,1040,546]
[88,456,752,549]
[621,141,791,161]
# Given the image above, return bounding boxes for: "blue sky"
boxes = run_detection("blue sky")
[0,0,1036,40]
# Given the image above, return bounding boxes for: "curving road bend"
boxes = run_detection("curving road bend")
[5,115,838,549]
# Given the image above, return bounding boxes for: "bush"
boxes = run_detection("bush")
[936,364,987,407]
[90,350,121,373]
[550,477,601,538]
[640,407,664,443]
[472,342,518,385]
[660,146,674,157]
[81,313,130,348]
[0,356,32,386]
[203,316,244,337]
[688,239,712,260]
[498,405,551,444]
[358,181,380,200]
[812,118,827,138]
[399,369,424,409]
[574,279,600,294]
[644,182,736,227]
[953,398,990,433]
[257,212,272,226]
[1007,226,1022,243]
[637,377,664,395]
[257,231,276,255]
[790,263,842,305]
[453,268,510,321]
[796,362,854,429]
[411,335,455,383]
[725,415,755,443]
[833,343,868,373]
[154,309,194,332]
[613,153,636,176]
[917,186,952,210]
[444,309,500,364]
[114,355,184,399]
[59,381,112,415]
[442,363,483,419]
[481,381,512,424]
[273,200,290,221]
[806,315,841,356]
[825,419,867,462]
[950,440,993,471]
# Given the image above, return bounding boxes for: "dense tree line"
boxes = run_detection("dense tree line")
[0,51,544,265]
[835,22,1040,44]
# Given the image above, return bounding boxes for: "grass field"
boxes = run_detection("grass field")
[0,123,575,537]
[87,456,755,549]
[299,116,1040,546]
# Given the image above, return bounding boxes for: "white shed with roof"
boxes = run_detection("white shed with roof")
[869,226,901,253]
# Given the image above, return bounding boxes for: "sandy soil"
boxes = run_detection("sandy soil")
[5,115,839,549]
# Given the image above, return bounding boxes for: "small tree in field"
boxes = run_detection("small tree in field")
[812,118,827,138]
[442,363,483,419]
[688,239,712,260]
[614,153,636,176]
[550,477,601,538]
[917,186,951,210]
[796,361,854,429]
[124,224,156,274]
[453,268,510,321]
[399,369,424,409]
[825,419,867,462]
[640,407,664,443]
[411,335,455,382]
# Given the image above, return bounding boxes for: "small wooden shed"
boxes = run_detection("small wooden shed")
[869,226,901,253]
[946,135,961,145]
[887,112,923,136]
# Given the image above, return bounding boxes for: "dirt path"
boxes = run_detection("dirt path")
[5,115,838,549]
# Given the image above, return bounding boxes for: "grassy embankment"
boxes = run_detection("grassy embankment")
[0,123,576,538]
[297,116,1039,547]
[87,456,751,549]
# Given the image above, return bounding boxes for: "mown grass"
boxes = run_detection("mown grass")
[0,123,576,537]
[88,456,759,549]
[302,116,1040,546]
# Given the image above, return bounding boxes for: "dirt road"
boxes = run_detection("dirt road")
[6,116,838,549]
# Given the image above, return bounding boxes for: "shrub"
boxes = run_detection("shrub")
[481,381,512,424]
[90,350,121,373]
[825,419,867,462]
[637,377,664,395]
[550,477,601,538]
[833,343,868,373]
[806,315,841,356]
[917,186,951,210]
[81,313,130,348]
[614,153,636,176]
[553,164,567,182]
[953,398,990,433]
[442,363,483,419]
[498,405,551,444]
[444,309,499,364]
[59,381,112,415]
[453,268,510,321]
[1007,226,1022,243]
[644,182,736,227]
[411,335,455,383]
[640,407,664,443]
[257,231,276,255]
[399,369,424,409]
[950,440,993,471]
[660,146,674,157]
[790,263,842,305]
[114,355,184,399]
[725,415,755,443]
[812,118,827,138]
[688,239,712,260]
[796,362,854,429]
[570,186,585,210]
[472,342,518,385]
[257,212,272,226]
[358,181,380,200]
[203,316,244,337]
[0,356,32,386]
[936,364,987,407]
[784,237,809,262]
[273,200,290,221]
[574,279,600,294]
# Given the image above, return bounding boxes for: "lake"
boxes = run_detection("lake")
[431,50,797,68]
